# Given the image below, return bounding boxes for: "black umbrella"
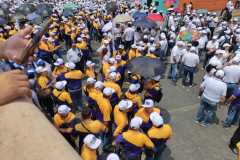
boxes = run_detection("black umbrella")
[0,17,7,25]
[27,12,42,24]
[62,10,73,17]
[36,3,53,16]
[16,3,36,15]
[133,17,156,28]
[126,57,165,79]
[106,2,117,13]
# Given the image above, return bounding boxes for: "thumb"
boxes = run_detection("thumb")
[18,26,33,38]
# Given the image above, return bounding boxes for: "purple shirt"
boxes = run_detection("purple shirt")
[231,88,240,107]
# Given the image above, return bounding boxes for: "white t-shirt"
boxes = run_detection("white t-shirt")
[182,52,200,67]
[223,65,240,83]
[201,77,227,103]
[66,48,82,63]
[209,56,223,69]
[123,27,135,41]
[170,46,186,64]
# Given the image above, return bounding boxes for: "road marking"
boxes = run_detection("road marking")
[168,103,199,114]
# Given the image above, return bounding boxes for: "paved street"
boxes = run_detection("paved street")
[160,68,236,160]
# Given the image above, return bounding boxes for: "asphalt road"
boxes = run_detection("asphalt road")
[160,67,236,160]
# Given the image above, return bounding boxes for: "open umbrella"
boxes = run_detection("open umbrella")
[27,12,42,24]
[11,14,26,23]
[64,3,77,10]
[0,17,7,25]
[133,18,156,28]
[113,14,132,23]
[126,57,165,79]
[178,31,192,42]
[16,3,35,15]
[132,11,146,20]
[106,1,117,13]
[102,21,112,32]
[146,13,164,22]
[37,8,52,18]
[62,10,73,17]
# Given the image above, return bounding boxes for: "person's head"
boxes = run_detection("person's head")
[86,60,95,68]
[106,153,120,160]
[215,50,224,58]
[36,66,48,76]
[130,116,143,130]
[55,80,67,90]
[94,81,104,91]
[223,43,231,51]
[215,70,225,80]
[103,87,114,98]
[65,62,76,71]
[142,99,154,113]
[72,42,77,49]
[81,107,92,119]
[129,83,140,93]
[150,112,164,128]
[118,99,133,112]
[83,134,101,150]
[57,105,71,117]
[86,77,96,88]
[54,58,64,67]
[212,35,218,42]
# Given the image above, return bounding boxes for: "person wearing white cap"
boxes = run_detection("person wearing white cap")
[195,70,227,127]
[81,134,101,160]
[181,47,200,87]
[135,99,160,132]
[125,83,142,108]
[104,72,122,98]
[128,44,141,60]
[115,116,154,159]
[85,60,96,78]
[169,41,187,85]
[146,112,173,160]
[208,49,224,69]
[223,57,240,98]
[122,22,135,50]
[63,61,84,110]
[204,36,219,68]
[113,99,133,136]
[54,104,76,148]
[52,58,67,77]
[52,80,73,107]
[106,153,120,160]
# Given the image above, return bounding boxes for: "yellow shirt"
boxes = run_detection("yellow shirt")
[54,112,75,128]
[89,89,103,102]
[113,106,128,136]
[75,119,106,134]
[37,75,49,89]
[125,91,142,108]
[0,34,6,42]
[102,62,110,77]
[52,66,67,77]
[135,108,160,123]
[128,49,141,60]
[122,130,154,148]
[237,142,240,150]
[81,144,97,160]
[76,41,87,50]
[95,96,112,122]
[65,70,84,79]
[104,81,122,98]
[52,89,73,105]
[9,29,17,36]
[85,68,96,78]
[146,53,157,58]
[115,60,126,68]
[39,41,50,52]
[147,124,173,139]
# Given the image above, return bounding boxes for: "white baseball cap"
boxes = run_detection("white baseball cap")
[83,134,101,150]
[94,81,104,90]
[142,99,154,108]
[152,75,161,81]
[86,60,95,67]
[150,112,164,127]
[87,77,96,84]
[103,87,114,96]
[109,72,117,80]
[131,44,137,48]
[35,66,48,73]
[223,43,231,48]
[109,66,117,73]
[54,58,64,66]
[130,116,143,129]
[118,100,133,111]
[129,83,140,92]
[115,55,122,60]
[65,62,76,69]
[55,80,67,90]
[215,49,225,55]
[109,58,116,64]
[150,47,156,52]
[58,105,71,115]
[215,70,225,78]
[119,44,124,49]
[107,153,120,160]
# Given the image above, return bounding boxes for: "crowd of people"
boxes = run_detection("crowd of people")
[1,0,240,159]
